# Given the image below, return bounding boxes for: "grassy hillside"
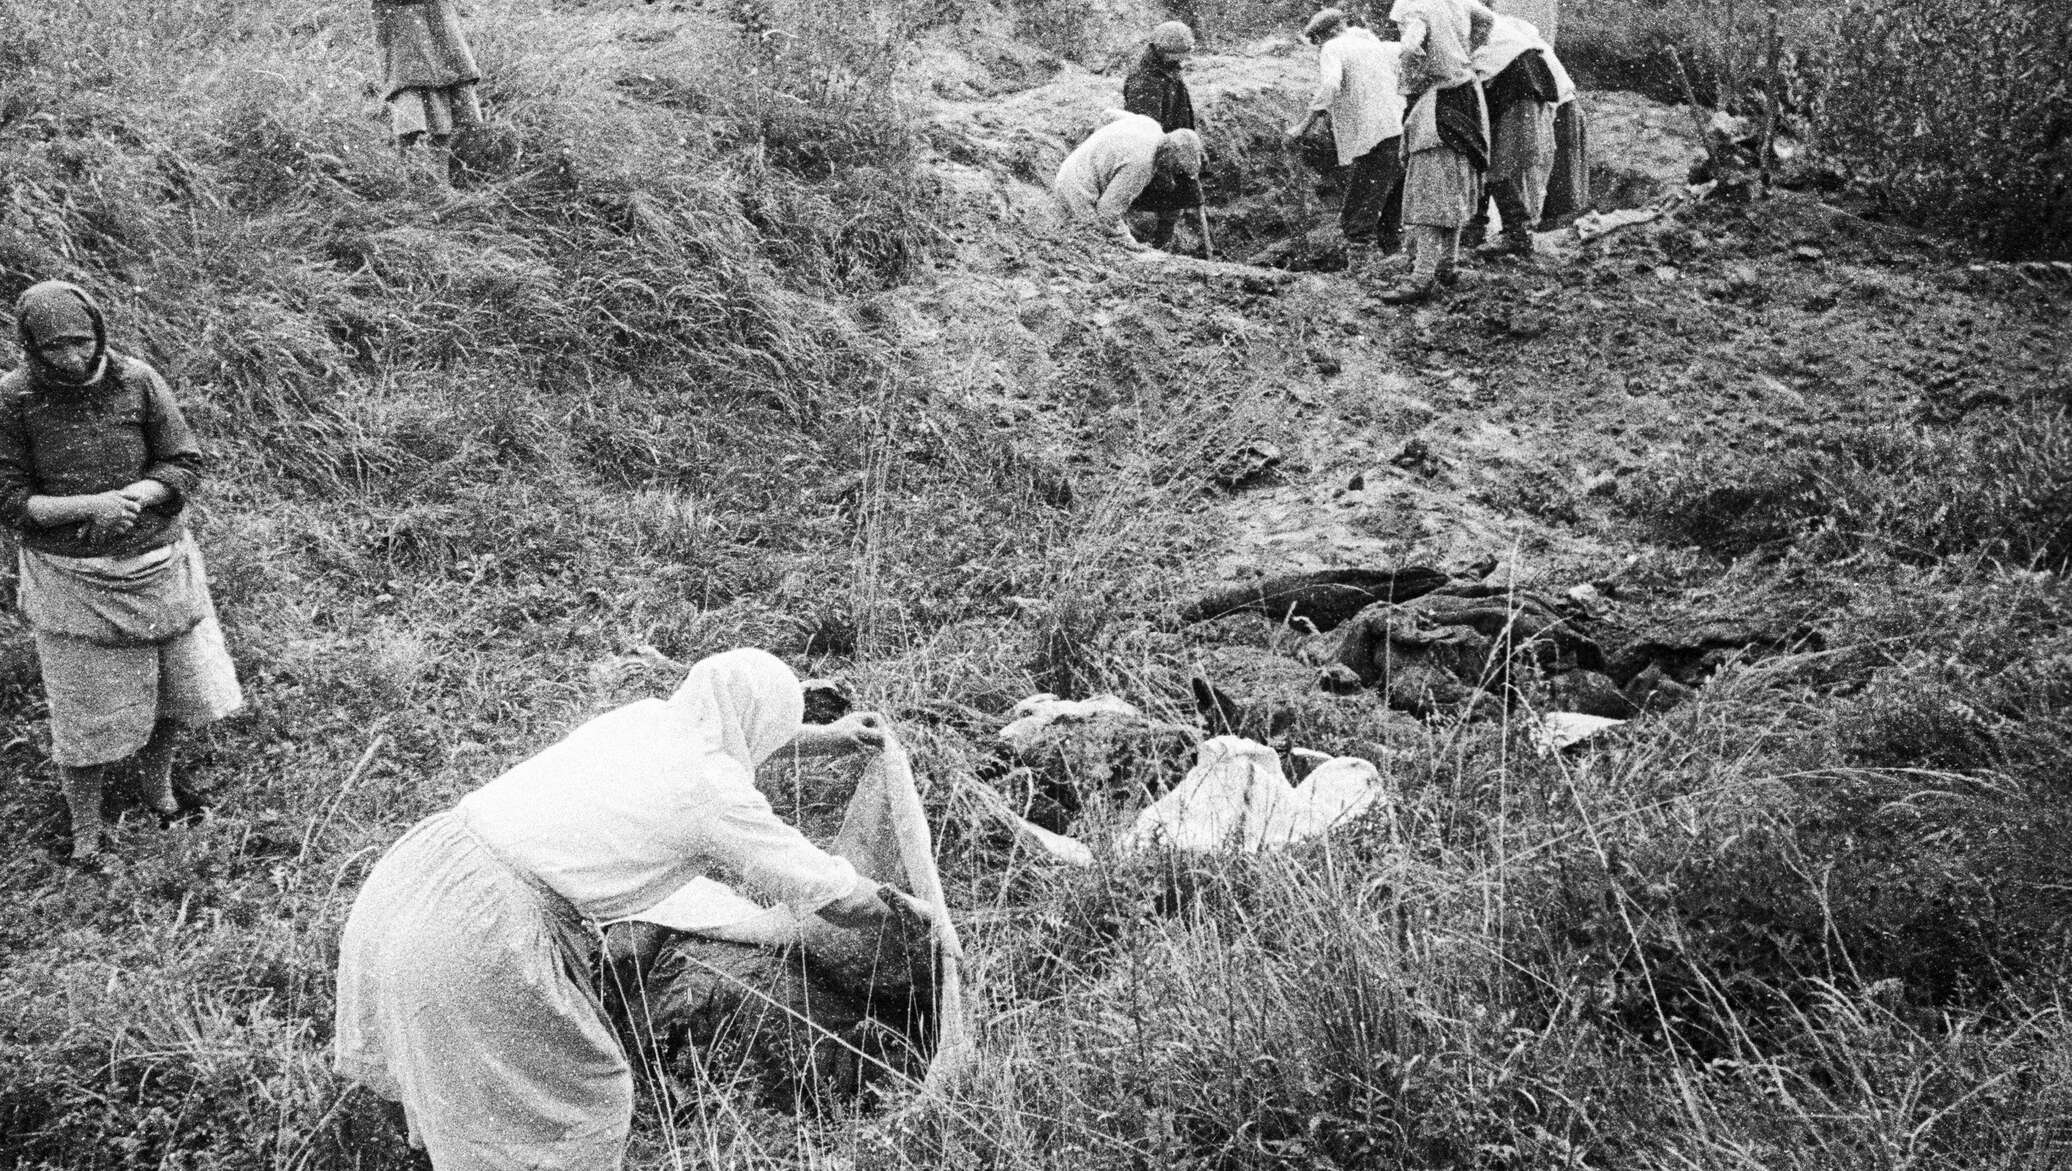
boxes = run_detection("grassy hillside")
[2,0,2070,1168]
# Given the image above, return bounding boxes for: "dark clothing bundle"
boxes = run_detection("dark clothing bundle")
[1434,81,1489,172]
[1294,116,1341,176]
[1123,44,1197,133]
[0,283,202,559]
[1484,48,1559,117]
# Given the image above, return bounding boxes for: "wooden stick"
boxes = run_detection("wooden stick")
[1667,46,1727,178]
[1196,204,1215,260]
[1758,5,1782,187]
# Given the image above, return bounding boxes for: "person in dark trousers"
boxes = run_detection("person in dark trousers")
[0,281,244,865]
[1467,13,1566,257]
[1286,8,1408,278]
[1122,21,1202,250]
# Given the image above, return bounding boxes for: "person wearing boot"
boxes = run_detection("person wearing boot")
[0,281,244,866]
[1468,12,1566,259]
[1380,0,1497,305]
[373,0,483,184]
[1123,20,1201,250]
[1285,8,1407,279]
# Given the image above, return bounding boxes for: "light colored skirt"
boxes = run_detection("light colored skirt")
[1402,146,1479,230]
[34,612,242,767]
[334,811,632,1171]
[389,82,482,142]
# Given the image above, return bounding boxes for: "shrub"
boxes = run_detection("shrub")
[1810,0,2072,259]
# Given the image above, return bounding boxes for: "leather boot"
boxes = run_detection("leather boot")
[1377,277,1435,304]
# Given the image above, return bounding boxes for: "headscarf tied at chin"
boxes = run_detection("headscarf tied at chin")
[670,648,806,771]
[14,280,109,390]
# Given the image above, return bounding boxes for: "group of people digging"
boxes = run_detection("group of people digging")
[1054,1,1587,305]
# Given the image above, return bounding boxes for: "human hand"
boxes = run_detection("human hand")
[815,877,889,929]
[822,711,888,754]
[84,491,141,541]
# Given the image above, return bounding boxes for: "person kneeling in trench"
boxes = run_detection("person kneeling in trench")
[0,281,244,866]
[1053,113,1204,252]
[333,648,907,1169]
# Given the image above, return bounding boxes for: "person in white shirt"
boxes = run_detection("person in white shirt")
[1380,0,1500,304]
[1053,112,1205,250]
[333,648,895,1170]
[1286,9,1409,276]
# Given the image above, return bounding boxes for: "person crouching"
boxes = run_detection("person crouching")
[1053,113,1205,252]
[0,281,244,865]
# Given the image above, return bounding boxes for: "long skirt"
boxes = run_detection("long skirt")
[1488,100,1557,226]
[34,613,242,766]
[389,83,482,142]
[1541,100,1592,225]
[1402,146,1479,230]
[334,811,633,1171]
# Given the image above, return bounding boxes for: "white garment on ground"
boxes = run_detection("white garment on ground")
[997,692,1146,749]
[1472,14,1574,103]
[1052,112,1167,222]
[456,648,860,924]
[1120,736,1385,854]
[1389,0,1497,90]
[1310,28,1407,166]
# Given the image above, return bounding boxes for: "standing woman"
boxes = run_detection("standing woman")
[334,648,900,1169]
[1380,0,1499,304]
[373,0,483,182]
[0,280,245,865]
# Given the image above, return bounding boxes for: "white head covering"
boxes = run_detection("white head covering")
[669,648,805,770]
[1157,127,1204,176]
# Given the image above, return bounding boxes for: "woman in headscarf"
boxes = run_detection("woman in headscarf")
[333,648,899,1170]
[1379,0,1500,304]
[372,0,483,180]
[0,280,244,865]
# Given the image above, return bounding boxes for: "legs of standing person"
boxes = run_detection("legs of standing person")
[1378,152,1405,257]
[135,719,181,821]
[1339,144,1388,274]
[1382,146,1471,304]
[1482,172,1536,256]
[60,763,108,862]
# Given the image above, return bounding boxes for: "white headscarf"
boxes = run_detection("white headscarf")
[669,648,805,771]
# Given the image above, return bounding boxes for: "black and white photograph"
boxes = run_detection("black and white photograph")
[0,0,2066,1166]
